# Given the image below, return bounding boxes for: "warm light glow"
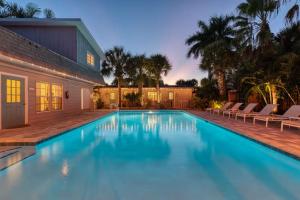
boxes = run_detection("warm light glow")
[51,84,63,110]
[148,92,157,101]
[61,160,69,177]
[87,52,95,66]
[6,79,21,103]
[36,82,50,112]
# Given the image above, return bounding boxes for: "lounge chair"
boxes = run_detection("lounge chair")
[235,104,277,123]
[208,102,233,114]
[222,103,243,117]
[253,105,300,127]
[281,117,300,132]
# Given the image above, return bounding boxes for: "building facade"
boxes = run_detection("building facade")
[0,18,105,129]
[97,87,194,109]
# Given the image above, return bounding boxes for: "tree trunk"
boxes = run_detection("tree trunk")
[118,78,122,108]
[216,71,226,97]
[270,84,278,105]
[138,81,143,106]
[156,81,160,104]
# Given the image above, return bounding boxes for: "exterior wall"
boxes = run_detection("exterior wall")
[77,30,101,71]
[97,87,193,108]
[0,62,93,128]
[3,26,77,62]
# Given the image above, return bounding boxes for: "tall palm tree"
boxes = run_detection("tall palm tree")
[125,55,147,105]
[237,0,278,49]
[186,15,235,97]
[43,8,55,18]
[275,0,299,24]
[5,2,41,18]
[147,54,171,103]
[101,47,131,107]
[0,1,54,18]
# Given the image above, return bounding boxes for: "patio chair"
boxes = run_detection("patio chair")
[224,103,256,119]
[235,104,277,123]
[281,117,300,132]
[208,102,233,114]
[253,105,300,127]
[222,103,243,117]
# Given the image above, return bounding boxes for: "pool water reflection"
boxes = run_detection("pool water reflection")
[0,111,300,200]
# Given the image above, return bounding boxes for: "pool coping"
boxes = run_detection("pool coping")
[184,110,300,161]
[0,111,116,146]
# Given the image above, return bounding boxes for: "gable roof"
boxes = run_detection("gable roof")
[0,26,105,85]
[0,18,105,59]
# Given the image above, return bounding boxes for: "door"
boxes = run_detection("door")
[1,75,25,128]
[81,88,91,110]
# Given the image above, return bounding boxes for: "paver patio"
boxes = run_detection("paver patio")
[188,110,300,159]
[0,110,114,147]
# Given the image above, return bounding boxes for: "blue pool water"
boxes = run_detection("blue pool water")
[0,111,300,200]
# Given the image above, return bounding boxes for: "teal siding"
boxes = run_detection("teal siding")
[77,30,101,71]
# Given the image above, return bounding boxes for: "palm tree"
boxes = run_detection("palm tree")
[125,55,147,105]
[237,0,278,49]
[5,2,41,18]
[0,1,55,18]
[101,47,131,107]
[186,15,235,97]
[275,0,299,24]
[147,54,171,103]
[43,8,55,18]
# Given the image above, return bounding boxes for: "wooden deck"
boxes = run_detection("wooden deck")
[188,110,300,159]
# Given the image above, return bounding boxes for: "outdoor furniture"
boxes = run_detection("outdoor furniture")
[253,105,300,127]
[224,103,256,119]
[281,117,300,132]
[235,104,277,123]
[222,103,243,117]
[208,102,233,114]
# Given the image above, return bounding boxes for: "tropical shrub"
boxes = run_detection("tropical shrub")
[123,92,141,107]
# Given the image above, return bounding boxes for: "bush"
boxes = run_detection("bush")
[190,97,209,110]
[124,92,141,107]
[96,98,104,109]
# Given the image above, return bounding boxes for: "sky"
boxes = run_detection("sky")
[17,0,291,85]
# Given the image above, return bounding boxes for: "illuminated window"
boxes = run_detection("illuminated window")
[52,84,63,110]
[36,82,50,112]
[87,52,95,66]
[110,92,116,100]
[6,79,21,103]
[168,92,174,100]
[148,92,157,101]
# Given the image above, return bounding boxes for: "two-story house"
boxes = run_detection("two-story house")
[0,18,105,129]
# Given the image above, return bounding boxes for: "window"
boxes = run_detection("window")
[52,84,63,110]
[36,82,50,112]
[110,92,116,100]
[6,79,21,103]
[168,92,174,100]
[87,52,95,66]
[148,92,157,101]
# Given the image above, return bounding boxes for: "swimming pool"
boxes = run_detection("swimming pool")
[0,111,300,200]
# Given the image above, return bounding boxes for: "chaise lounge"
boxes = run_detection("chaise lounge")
[222,102,244,118]
[281,118,300,132]
[253,105,300,127]
[211,102,233,115]
[235,104,277,123]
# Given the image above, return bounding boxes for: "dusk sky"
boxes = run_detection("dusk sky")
[18,0,291,85]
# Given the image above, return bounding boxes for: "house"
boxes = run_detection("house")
[0,18,105,129]
[97,86,194,108]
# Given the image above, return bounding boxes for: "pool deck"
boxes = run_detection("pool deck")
[0,110,114,149]
[188,110,300,160]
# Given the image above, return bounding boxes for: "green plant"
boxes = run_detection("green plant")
[124,92,141,107]
[96,99,104,109]
[190,97,209,110]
